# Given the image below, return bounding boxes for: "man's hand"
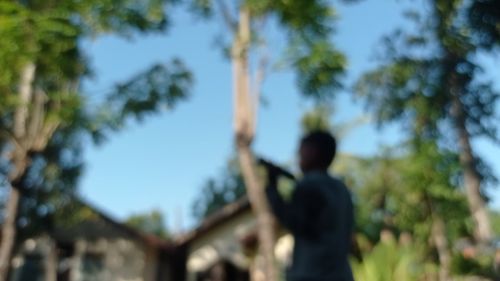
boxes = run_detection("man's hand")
[257,158,295,187]
[258,158,279,187]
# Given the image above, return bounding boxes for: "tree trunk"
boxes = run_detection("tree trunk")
[45,238,57,281]
[232,7,278,281]
[238,146,277,281]
[450,76,493,243]
[0,63,36,281]
[431,216,452,281]
[0,188,21,281]
[423,190,452,281]
[13,63,36,139]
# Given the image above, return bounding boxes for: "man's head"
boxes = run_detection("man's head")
[299,130,337,173]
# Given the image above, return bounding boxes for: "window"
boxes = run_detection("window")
[15,254,44,281]
[56,242,74,281]
[81,253,104,281]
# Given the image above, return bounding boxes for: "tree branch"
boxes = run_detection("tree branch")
[233,7,253,143]
[32,85,67,152]
[27,88,46,147]
[251,47,269,133]
[13,63,36,141]
[0,131,23,159]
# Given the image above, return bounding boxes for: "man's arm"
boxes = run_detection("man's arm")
[266,178,326,238]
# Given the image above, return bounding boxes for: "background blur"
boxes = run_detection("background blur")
[1,0,499,280]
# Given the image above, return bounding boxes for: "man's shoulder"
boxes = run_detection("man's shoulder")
[295,173,346,200]
[300,172,346,188]
[298,173,352,206]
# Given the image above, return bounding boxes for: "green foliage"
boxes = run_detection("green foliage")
[301,105,333,133]
[351,238,425,281]
[16,126,84,238]
[292,40,346,98]
[355,59,445,128]
[248,0,335,37]
[335,143,470,251]
[257,0,346,98]
[468,0,500,50]
[0,2,84,120]
[491,211,500,236]
[451,253,496,278]
[356,0,499,143]
[301,105,366,140]
[51,199,100,230]
[126,210,169,238]
[188,0,213,18]
[396,141,470,241]
[0,3,29,98]
[337,153,406,242]
[0,0,193,242]
[69,0,177,35]
[108,60,192,124]
[335,155,376,228]
[188,0,346,99]
[0,0,184,118]
[355,0,499,248]
[192,158,246,220]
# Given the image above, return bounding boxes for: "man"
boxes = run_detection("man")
[265,131,354,281]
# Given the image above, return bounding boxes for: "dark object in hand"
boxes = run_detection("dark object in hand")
[257,158,296,181]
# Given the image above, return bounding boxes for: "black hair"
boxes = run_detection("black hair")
[301,130,337,168]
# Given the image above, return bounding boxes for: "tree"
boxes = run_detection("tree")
[301,104,368,137]
[192,104,364,222]
[468,0,500,50]
[192,158,246,221]
[351,237,424,281]
[301,93,469,278]
[491,211,500,236]
[188,1,346,279]
[0,3,83,275]
[301,105,334,133]
[355,0,499,244]
[338,141,471,280]
[356,41,477,281]
[14,125,84,241]
[126,210,169,239]
[400,141,470,281]
[0,1,192,279]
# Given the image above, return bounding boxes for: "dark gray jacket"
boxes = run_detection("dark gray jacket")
[266,171,354,281]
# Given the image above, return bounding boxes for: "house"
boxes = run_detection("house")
[9,198,184,281]
[177,197,294,281]
[10,196,294,281]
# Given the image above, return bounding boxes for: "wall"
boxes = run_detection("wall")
[185,210,295,281]
[10,231,165,281]
[72,237,148,281]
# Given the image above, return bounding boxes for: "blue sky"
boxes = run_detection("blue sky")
[79,0,500,232]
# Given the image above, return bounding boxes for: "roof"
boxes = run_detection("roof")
[61,197,174,251]
[10,195,253,251]
[175,159,296,246]
[176,196,251,246]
